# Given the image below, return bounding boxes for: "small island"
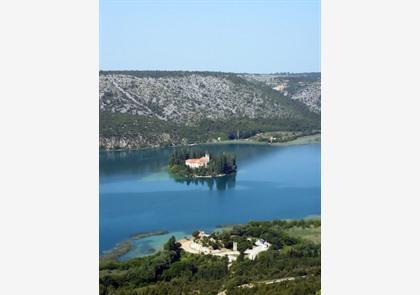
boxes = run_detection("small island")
[168,148,237,178]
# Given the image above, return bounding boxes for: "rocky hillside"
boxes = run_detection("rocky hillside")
[99,71,320,149]
[242,73,321,113]
[290,80,320,113]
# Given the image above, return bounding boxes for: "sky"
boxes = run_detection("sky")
[100,0,320,73]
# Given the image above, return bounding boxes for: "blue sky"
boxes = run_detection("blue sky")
[100,0,320,73]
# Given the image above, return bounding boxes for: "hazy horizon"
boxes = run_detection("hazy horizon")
[100,0,320,73]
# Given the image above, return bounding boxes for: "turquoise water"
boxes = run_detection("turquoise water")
[118,231,188,261]
[100,143,320,257]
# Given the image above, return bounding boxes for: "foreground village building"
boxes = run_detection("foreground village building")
[244,239,270,260]
[178,231,271,267]
[185,153,210,169]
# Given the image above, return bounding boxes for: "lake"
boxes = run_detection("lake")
[100,143,320,259]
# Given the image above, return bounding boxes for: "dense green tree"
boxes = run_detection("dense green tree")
[100,110,320,150]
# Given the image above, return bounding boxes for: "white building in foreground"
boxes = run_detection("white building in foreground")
[244,239,271,260]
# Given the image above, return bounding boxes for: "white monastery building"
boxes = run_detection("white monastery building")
[244,239,271,260]
[185,153,210,169]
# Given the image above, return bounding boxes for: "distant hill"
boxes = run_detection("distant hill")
[99,71,320,149]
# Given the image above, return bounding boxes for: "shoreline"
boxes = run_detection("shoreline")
[129,230,169,240]
[100,133,321,152]
[215,215,321,229]
[192,173,227,178]
[171,172,234,179]
[206,133,320,147]
[101,215,320,261]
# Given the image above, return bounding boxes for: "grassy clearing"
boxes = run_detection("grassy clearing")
[286,226,321,244]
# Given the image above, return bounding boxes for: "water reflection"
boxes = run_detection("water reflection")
[171,173,236,191]
[100,148,171,177]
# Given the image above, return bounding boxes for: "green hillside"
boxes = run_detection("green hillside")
[99,71,320,149]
